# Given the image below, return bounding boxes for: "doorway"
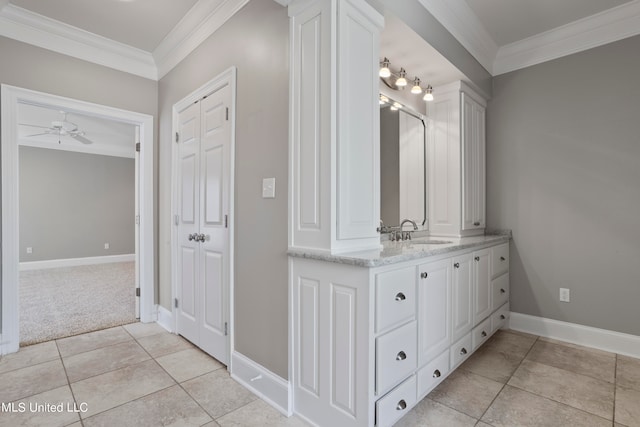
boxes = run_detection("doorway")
[1,85,154,355]
[171,68,236,366]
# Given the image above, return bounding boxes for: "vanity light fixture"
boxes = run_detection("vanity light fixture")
[379,58,391,78]
[410,78,422,94]
[379,58,434,102]
[395,68,407,87]
[423,85,434,102]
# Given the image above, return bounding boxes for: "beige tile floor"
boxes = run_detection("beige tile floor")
[1,325,639,427]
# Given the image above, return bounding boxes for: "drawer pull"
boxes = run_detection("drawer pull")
[396,400,407,411]
[420,272,428,279]
[454,262,460,268]
[396,351,407,361]
[500,314,506,320]
[481,331,487,338]
[474,221,480,226]
[500,288,506,294]
[433,369,441,378]
[500,256,506,261]
[395,292,406,301]
[474,256,480,261]
[460,347,467,355]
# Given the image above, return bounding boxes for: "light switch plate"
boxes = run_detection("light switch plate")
[262,178,275,198]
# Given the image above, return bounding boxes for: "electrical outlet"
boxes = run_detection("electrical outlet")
[104,243,110,250]
[26,247,33,254]
[559,288,570,302]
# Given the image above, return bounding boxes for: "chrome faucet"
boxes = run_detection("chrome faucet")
[399,219,418,241]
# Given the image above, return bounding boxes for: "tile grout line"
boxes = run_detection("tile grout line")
[475,334,540,424]
[54,339,84,427]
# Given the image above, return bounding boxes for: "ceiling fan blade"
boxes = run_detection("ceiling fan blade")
[71,134,93,144]
[24,132,50,137]
[19,123,51,129]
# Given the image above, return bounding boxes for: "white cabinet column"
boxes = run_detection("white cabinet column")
[288,0,384,254]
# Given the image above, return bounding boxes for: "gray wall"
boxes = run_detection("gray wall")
[0,35,158,330]
[19,147,135,262]
[487,35,640,336]
[157,0,289,378]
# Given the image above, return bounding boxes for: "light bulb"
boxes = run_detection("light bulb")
[379,58,391,78]
[411,78,422,94]
[390,106,398,111]
[392,102,402,109]
[395,68,407,87]
[423,85,434,102]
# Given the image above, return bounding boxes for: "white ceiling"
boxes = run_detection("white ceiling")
[18,102,136,158]
[11,0,198,51]
[1,0,639,78]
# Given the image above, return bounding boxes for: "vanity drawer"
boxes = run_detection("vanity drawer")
[472,317,492,351]
[417,349,450,398]
[492,272,509,310]
[376,321,417,395]
[376,375,417,427]
[492,302,510,333]
[491,243,509,278]
[375,266,416,334]
[450,333,472,369]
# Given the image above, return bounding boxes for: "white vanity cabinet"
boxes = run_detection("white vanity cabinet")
[290,239,510,427]
[428,81,487,237]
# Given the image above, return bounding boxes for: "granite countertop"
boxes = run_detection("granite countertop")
[288,231,511,268]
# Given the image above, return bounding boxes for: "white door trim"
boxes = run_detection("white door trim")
[171,67,236,367]
[0,84,155,355]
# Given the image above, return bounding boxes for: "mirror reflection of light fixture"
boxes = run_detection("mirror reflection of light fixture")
[395,68,407,87]
[392,102,403,109]
[379,58,434,102]
[379,58,391,78]
[379,94,389,105]
[423,85,434,102]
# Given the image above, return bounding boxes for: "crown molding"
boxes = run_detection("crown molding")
[493,0,640,75]
[153,0,250,79]
[0,4,157,80]
[417,0,498,75]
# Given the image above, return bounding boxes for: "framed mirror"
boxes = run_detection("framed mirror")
[380,95,428,230]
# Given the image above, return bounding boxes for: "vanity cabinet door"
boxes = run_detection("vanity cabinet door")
[461,93,486,232]
[451,253,473,343]
[418,259,451,365]
[472,248,491,325]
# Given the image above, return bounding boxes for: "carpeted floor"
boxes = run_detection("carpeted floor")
[19,261,136,346]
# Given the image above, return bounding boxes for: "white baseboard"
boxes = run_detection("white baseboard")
[156,305,174,333]
[509,312,640,359]
[231,351,291,417]
[19,254,135,271]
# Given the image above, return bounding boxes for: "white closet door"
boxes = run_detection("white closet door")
[198,85,231,364]
[176,101,202,346]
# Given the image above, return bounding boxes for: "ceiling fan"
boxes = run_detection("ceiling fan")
[19,111,93,144]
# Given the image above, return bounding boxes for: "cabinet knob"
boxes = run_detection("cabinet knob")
[500,314,506,320]
[474,221,480,226]
[396,351,407,361]
[481,331,487,338]
[454,262,460,268]
[460,347,467,355]
[474,256,480,261]
[500,256,506,261]
[420,272,428,279]
[500,288,506,294]
[433,369,441,378]
[396,400,407,411]
[188,233,196,241]
[395,292,406,302]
